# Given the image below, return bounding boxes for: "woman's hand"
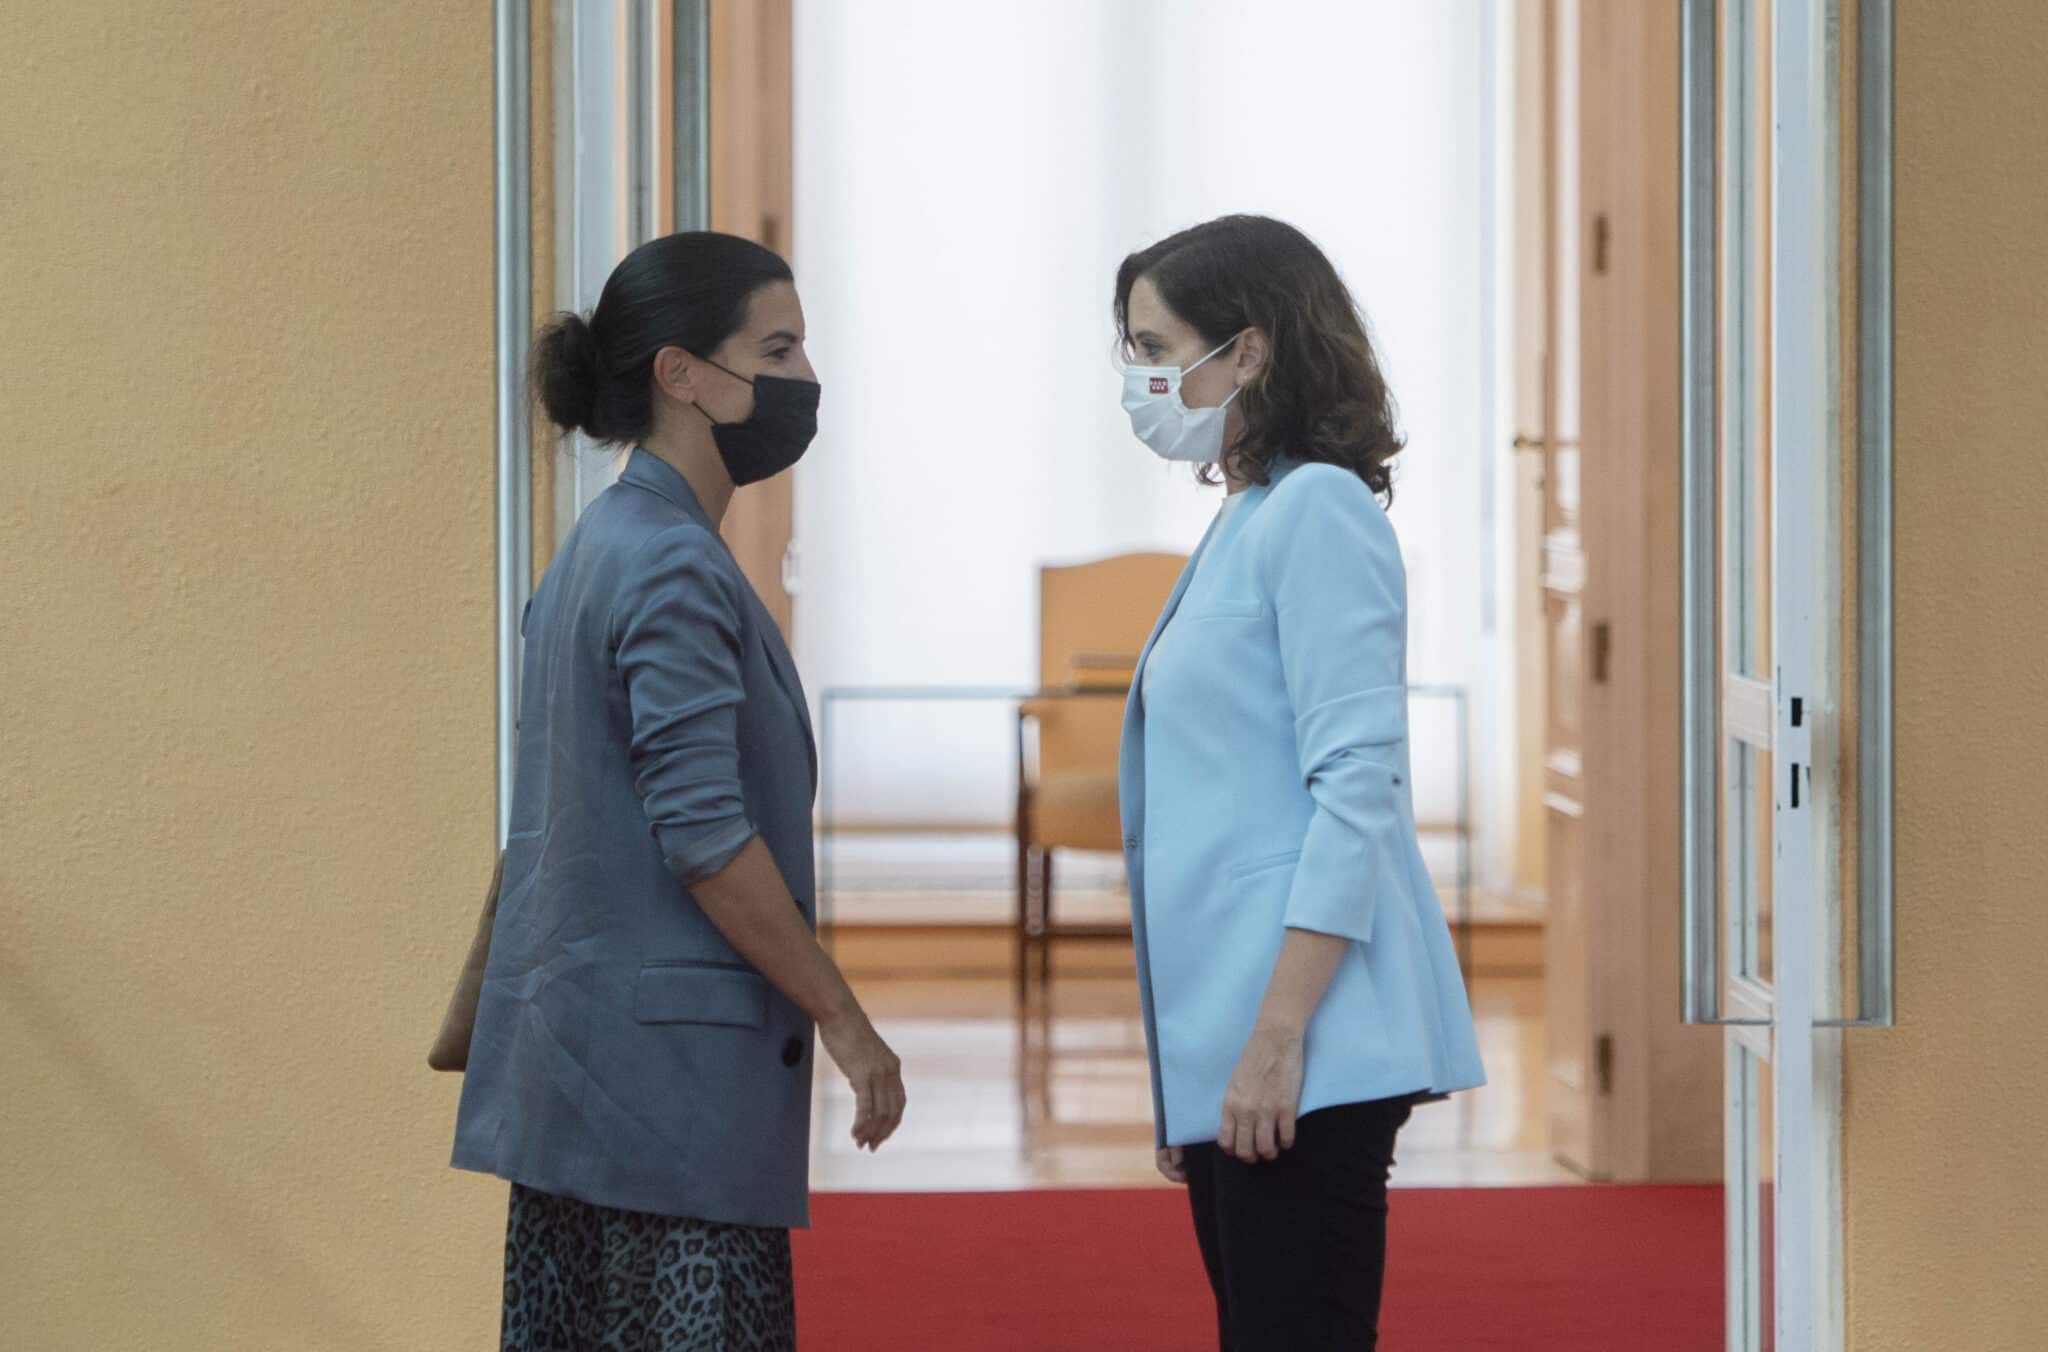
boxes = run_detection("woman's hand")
[1156,1146,1188,1184]
[818,1005,906,1152]
[1218,1023,1306,1163]
[688,840,907,1152]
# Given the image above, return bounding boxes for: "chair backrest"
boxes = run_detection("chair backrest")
[1035,552,1187,782]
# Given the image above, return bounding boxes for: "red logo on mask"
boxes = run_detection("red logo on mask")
[1148,376,1170,395]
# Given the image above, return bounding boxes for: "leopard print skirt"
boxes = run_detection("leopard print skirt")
[502,1183,796,1351]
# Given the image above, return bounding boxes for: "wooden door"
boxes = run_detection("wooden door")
[1527,0,1601,1177]
[710,0,796,638]
[1533,0,1721,1184]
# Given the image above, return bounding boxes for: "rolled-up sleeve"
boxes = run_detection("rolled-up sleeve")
[610,525,757,885]
[1256,468,1408,945]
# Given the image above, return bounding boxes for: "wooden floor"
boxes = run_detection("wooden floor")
[810,949,1578,1192]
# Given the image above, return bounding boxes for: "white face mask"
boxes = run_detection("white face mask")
[1120,333,1245,463]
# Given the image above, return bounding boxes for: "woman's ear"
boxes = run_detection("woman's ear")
[651,346,697,408]
[1233,327,1270,386]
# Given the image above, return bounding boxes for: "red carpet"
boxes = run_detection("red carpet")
[794,1185,1720,1350]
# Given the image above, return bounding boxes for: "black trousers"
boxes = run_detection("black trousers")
[1182,1097,1414,1351]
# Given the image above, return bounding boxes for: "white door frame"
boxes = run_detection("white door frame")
[553,0,634,538]
[550,0,713,541]
[1680,1,1895,1348]
[495,0,714,837]
[1763,2,1828,1344]
[493,0,534,844]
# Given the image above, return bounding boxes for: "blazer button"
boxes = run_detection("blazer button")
[781,1036,804,1068]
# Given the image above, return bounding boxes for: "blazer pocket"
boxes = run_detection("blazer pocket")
[633,962,769,1029]
[1228,847,1304,882]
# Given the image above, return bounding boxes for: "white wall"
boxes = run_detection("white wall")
[792,0,1507,882]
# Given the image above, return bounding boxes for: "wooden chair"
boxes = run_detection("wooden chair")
[1015,552,1187,994]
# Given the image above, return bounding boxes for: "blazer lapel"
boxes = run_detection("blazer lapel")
[1130,484,1268,697]
[1121,488,1264,837]
[1131,538,1206,705]
[752,596,818,793]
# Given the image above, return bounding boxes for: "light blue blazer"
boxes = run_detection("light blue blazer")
[1119,460,1486,1149]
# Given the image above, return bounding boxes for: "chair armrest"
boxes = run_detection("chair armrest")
[1019,695,1061,721]
[1067,652,1138,692]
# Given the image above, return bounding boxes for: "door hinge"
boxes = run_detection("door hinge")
[1595,1033,1615,1095]
[1785,687,1807,808]
[1592,212,1612,275]
[1590,620,1612,685]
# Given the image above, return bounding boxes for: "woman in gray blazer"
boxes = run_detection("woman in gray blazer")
[452,232,905,1351]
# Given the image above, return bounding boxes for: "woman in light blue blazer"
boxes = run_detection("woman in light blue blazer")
[1113,215,1486,1350]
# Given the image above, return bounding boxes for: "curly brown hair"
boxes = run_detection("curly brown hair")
[1114,214,1403,502]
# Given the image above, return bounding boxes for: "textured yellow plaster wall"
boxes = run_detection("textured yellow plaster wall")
[1,4,509,1347]
[1844,2,2048,1347]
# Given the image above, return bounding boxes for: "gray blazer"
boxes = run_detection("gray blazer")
[452,449,818,1228]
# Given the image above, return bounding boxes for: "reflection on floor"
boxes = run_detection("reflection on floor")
[810,963,1578,1192]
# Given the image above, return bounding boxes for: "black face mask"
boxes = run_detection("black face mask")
[696,358,821,487]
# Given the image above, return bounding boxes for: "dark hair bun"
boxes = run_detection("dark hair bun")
[530,312,603,436]
[525,233,796,447]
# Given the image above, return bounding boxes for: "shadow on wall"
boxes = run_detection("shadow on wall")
[0,944,393,1350]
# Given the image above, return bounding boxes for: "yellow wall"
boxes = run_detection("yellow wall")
[1,5,509,1347]
[1845,1,2048,1346]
